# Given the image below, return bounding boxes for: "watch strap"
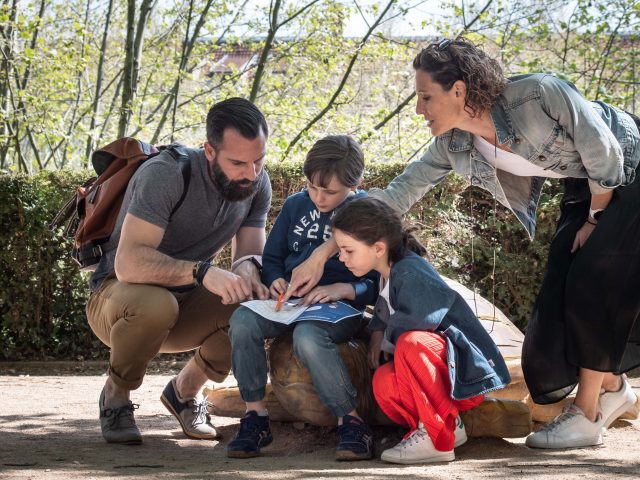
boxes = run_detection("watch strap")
[231,255,263,272]
[193,260,213,286]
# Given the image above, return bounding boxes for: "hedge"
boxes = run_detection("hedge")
[0,164,563,360]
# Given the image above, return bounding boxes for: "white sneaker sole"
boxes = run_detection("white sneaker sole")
[381,449,455,464]
[525,430,604,449]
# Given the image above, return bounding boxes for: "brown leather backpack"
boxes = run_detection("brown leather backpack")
[50,138,190,271]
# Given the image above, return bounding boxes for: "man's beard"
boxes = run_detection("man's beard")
[210,160,259,201]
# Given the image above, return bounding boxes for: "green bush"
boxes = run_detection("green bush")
[0,170,104,360]
[0,165,563,360]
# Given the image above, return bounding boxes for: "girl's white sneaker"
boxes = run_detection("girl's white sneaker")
[454,415,468,447]
[381,423,456,464]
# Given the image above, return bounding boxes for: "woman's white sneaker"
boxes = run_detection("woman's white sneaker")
[525,404,604,449]
[600,376,637,428]
[381,424,455,464]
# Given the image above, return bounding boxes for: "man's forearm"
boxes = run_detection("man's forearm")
[115,245,195,286]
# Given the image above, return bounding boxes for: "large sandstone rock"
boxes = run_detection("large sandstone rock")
[205,276,637,433]
[268,334,376,426]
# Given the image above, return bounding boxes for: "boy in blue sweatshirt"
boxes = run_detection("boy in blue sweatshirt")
[227,135,378,460]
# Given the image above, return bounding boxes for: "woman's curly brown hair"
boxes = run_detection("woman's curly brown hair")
[413,37,506,117]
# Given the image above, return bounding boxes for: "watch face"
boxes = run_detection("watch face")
[593,210,604,220]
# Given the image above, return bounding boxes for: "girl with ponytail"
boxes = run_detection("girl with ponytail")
[331,197,511,464]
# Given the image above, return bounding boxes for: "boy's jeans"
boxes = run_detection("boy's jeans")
[229,306,362,418]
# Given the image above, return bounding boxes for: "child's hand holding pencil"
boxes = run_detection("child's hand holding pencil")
[269,278,289,311]
[275,292,285,312]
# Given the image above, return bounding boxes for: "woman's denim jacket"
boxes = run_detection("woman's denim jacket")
[371,73,640,238]
[370,252,511,400]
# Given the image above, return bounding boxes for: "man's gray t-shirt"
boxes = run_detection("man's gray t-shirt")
[90,147,272,291]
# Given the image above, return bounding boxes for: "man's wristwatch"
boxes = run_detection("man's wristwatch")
[193,260,213,286]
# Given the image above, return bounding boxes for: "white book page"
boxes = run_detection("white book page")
[240,298,307,324]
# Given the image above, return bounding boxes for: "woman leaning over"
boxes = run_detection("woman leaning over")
[287,37,640,449]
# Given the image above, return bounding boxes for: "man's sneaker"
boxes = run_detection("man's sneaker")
[99,388,142,445]
[454,415,468,448]
[160,377,219,440]
[600,375,637,428]
[227,411,273,458]
[525,404,605,449]
[381,425,454,464]
[335,415,374,461]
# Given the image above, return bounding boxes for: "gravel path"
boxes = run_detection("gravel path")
[1,362,639,479]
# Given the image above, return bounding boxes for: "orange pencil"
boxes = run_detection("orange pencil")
[275,292,284,312]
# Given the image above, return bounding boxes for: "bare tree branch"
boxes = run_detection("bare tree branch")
[142,0,247,140]
[150,0,216,144]
[358,92,416,143]
[357,0,494,146]
[249,0,321,103]
[282,0,398,160]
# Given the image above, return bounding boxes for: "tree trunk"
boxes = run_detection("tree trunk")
[61,0,92,168]
[85,0,114,163]
[249,0,282,103]
[9,0,46,171]
[151,0,216,144]
[169,0,196,142]
[119,0,156,137]
[0,0,17,169]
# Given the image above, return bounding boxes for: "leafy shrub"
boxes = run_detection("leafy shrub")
[0,165,562,359]
[0,170,105,359]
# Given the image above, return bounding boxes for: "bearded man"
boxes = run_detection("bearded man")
[86,98,272,444]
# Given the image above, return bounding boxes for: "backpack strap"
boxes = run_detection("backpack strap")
[163,144,191,218]
[98,145,192,257]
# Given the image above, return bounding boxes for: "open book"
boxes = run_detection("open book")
[240,298,361,325]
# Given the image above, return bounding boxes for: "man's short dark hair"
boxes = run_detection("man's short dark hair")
[206,97,268,148]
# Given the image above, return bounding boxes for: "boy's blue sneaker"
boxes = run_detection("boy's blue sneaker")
[160,377,219,440]
[227,411,273,458]
[336,415,373,460]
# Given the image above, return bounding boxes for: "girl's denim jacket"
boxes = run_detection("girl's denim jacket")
[371,74,640,238]
[370,252,511,400]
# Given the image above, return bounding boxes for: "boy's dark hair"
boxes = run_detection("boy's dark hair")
[413,37,506,118]
[303,135,364,188]
[206,97,268,148]
[332,197,427,264]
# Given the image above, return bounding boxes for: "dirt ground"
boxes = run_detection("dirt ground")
[1,361,639,480]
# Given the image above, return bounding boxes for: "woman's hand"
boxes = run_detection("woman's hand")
[572,191,612,253]
[301,283,354,305]
[285,242,335,300]
[368,330,385,369]
[571,222,597,253]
